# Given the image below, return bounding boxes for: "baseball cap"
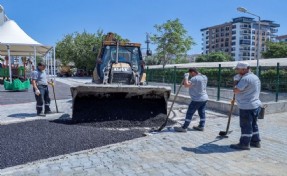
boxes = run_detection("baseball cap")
[37,62,46,67]
[188,67,198,73]
[234,62,249,69]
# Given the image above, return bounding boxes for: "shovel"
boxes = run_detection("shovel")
[156,79,184,132]
[50,79,59,113]
[219,94,235,137]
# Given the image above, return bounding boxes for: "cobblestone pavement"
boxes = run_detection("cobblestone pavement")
[1,77,287,175]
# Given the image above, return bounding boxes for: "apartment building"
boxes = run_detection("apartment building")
[201,17,280,61]
[276,35,287,42]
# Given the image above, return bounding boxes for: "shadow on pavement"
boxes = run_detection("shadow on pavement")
[8,113,37,118]
[181,137,239,154]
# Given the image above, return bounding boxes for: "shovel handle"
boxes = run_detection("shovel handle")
[51,79,59,113]
[157,79,184,132]
[225,94,235,133]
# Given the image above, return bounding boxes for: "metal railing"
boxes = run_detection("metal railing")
[146,63,287,102]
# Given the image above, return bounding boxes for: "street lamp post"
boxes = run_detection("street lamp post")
[237,7,261,76]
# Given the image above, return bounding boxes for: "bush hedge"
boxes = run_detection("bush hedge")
[147,67,287,92]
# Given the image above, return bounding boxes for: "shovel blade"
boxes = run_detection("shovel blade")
[219,130,232,136]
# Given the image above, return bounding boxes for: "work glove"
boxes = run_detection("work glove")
[184,73,189,79]
[233,74,241,81]
[48,82,54,87]
[35,89,40,96]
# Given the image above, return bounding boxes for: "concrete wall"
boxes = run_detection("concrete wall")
[170,94,287,116]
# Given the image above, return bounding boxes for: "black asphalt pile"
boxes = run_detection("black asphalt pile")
[72,93,168,123]
[54,113,176,128]
[0,120,145,169]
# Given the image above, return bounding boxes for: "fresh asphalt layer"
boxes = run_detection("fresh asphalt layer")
[0,115,175,169]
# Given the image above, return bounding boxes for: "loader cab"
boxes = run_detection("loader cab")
[97,43,144,84]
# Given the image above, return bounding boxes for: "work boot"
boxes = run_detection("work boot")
[174,126,187,132]
[37,112,46,117]
[45,111,54,115]
[250,141,261,148]
[193,125,204,131]
[230,143,250,150]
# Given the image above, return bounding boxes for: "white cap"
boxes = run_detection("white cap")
[234,62,249,69]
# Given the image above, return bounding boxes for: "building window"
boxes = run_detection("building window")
[232,25,236,29]
[232,36,236,40]
[221,28,224,31]
[221,33,224,37]
[221,38,224,42]
[226,27,230,30]
[232,31,236,35]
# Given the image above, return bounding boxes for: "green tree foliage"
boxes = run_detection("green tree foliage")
[195,52,233,62]
[56,30,129,71]
[145,55,161,65]
[151,18,195,67]
[262,42,287,58]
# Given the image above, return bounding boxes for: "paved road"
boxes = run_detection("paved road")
[0,81,71,105]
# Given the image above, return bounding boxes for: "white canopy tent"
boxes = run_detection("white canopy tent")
[0,20,55,83]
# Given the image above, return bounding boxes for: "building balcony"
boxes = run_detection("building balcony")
[240,40,251,45]
[271,28,278,33]
[240,48,250,51]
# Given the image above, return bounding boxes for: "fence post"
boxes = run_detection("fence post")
[162,65,165,83]
[146,66,149,85]
[276,62,280,102]
[173,66,176,94]
[217,64,221,101]
[258,66,262,79]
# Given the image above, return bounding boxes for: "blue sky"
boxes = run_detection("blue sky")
[1,0,286,54]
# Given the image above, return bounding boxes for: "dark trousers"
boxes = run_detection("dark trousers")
[182,101,207,129]
[34,85,51,114]
[239,107,261,146]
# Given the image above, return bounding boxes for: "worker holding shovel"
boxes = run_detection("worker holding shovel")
[174,67,208,132]
[230,62,262,150]
[31,62,54,116]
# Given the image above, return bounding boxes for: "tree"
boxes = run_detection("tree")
[195,52,233,62]
[151,18,195,67]
[56,30,129,71]
[144,55,161,65]
[262,42,287,58]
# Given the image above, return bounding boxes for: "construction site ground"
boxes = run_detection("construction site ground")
[0,77,286,176]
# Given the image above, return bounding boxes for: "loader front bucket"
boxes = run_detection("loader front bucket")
[70,85,171,123]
